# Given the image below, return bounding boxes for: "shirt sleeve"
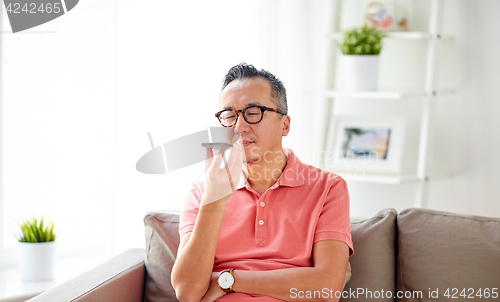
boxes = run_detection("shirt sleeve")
[314,177,354,257]
[178,181,204,239]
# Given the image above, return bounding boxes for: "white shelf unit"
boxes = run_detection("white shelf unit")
[319,0,450,208]
[323,89,453,100]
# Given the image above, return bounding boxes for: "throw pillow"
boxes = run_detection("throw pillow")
[397,208,500,302]
[341,208,398,302]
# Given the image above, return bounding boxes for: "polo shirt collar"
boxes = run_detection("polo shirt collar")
[278,148,305,187]
[235,148,305,190]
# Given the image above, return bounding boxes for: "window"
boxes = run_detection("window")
[0,0,286,261]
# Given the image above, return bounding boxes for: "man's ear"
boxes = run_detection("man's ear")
[281,115,291,136]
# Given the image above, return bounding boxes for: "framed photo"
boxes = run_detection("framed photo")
[362,0,411,32]
[325,115,406,174]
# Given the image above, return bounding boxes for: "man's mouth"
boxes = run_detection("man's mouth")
[240,140,254,147]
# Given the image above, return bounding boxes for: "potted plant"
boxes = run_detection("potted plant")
[16,216,57,281]
[338,24,386,91]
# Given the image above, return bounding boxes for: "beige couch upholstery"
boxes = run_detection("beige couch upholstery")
[28,208,500,302]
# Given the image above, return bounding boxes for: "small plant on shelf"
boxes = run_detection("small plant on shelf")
[16,216,56,243]
[338,24,386,55]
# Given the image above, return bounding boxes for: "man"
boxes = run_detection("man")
[171,63,353,302]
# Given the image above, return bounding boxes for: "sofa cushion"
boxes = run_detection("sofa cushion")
[397,208,500,302]
[341,208,398,302]
[143,212,181,302]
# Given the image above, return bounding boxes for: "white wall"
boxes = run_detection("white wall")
[427,0,500,216]
[1,0,118,260]
[1,0,499,262]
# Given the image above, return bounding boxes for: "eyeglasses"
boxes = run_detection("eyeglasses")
[215,105,286,127]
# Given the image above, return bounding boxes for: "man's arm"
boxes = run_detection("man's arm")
[171,144,244,302]
[171,197,227,302]
[202,240,349,302]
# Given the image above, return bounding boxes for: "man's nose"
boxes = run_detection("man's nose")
[234,113,251,133]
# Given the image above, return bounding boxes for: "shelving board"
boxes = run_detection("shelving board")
[329,171,451,185]
[329,171,419,185]
[324,90,424,99]
[328,31,454,41]
[323,89,454,99]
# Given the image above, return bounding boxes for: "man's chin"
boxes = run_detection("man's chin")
[245,157,260,164]
[243,145,260,162]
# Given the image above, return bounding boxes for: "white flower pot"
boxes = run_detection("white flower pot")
[341,55,380,91]
[18,241,56,281]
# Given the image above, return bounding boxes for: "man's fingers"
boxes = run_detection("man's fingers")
[205,147,214,172]
[227,142,244,168]
[219,145,235,168]
[221,153,235,192]
[205,143,242,187]
[210,149,223,171]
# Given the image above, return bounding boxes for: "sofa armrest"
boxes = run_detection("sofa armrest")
[28,249,146,302]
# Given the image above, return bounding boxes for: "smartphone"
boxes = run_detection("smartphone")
[201,142,233,149]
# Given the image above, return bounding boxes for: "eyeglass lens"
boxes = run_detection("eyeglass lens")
[219,107,262,126]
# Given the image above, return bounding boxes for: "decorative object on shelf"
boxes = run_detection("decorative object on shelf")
[338,24,386,91]
[363,0,411,32]
[325,115,406,176]
[16,216,57,281]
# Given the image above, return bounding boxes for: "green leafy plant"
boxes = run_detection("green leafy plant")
[338,24,386,55]
[16,216,56,243]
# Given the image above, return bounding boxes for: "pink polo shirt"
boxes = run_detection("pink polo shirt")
[179,148,353,301]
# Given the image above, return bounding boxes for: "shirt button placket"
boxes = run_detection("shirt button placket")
[255,195,268,247]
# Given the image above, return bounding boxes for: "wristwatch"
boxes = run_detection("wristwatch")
[217,268,235,293]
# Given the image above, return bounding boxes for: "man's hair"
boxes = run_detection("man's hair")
[221,63,288,115]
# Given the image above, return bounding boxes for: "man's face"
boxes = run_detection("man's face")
[219,77,290,164]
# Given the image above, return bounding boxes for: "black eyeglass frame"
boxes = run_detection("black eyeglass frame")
[215,105,286,127]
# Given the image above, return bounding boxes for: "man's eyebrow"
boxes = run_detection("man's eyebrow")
[222,102,262,110]
[246,102,262,107]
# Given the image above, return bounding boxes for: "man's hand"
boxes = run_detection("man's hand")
[202,142,244,205]
[172,142,244,302]
[201,272,228,302]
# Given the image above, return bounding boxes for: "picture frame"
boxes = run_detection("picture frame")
[325,115,406,174]
[362,0,412,32]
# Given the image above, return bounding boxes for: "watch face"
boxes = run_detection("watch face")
[218,272,234,289]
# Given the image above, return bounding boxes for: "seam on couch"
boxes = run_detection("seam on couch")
[141,264,148,302]
[146,227,155,261]
[396,219,403,301]
[70,261,145,302]
[154,218,180,223]
[399,209,500,223]
[397,247,405,301]
[350,209,397,225]
[145,227,177,262]
[160,232,177,261]
[146,214,180,223]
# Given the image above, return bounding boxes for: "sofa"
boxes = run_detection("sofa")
[28,208,500,302]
